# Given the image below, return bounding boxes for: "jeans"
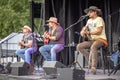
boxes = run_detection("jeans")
[111,51,120,66]
[16,47,37,64]
[39,44,64,61]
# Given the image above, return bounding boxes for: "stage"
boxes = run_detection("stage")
[0,68,119,80]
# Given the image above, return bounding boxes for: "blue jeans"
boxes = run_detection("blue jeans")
[111,51,120,66]
[16,47,37,64]
[39,44,64,61]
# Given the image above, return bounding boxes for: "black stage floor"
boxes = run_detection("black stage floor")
[0,68,119,80]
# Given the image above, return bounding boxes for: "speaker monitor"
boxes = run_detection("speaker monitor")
[74,51,84,67]
[10,62,34,76]
[42,61,66,75]
[5,62,12,73]
[57,68,85,80]
[0,64,4,73]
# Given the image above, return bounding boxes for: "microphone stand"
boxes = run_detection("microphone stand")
[64,15,88,69]
[64,15,88,31]
[30,32,40,66]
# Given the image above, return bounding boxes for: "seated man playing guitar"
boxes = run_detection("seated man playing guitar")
[39,17,64,61]
[16,25,37,64]
[76,6,108,74]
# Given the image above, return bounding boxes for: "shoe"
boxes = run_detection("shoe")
[85,65,91,69]
[88,64,91,69]
[91,67,96,75]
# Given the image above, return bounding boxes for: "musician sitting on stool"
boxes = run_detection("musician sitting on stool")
[76,6,108,74]
[39,17,64,61]
[16,25,37,64]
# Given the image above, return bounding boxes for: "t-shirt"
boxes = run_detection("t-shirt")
[23,33,37,48]
[85,17,107,40]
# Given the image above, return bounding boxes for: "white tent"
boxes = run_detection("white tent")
[0,32,23,57]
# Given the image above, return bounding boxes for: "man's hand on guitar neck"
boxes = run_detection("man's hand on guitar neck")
[80,26,90,37]
[80,30,90,36]
[19,40,33,48]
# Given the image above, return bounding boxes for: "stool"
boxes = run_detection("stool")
[56,50,64,63]
[98,46,108,74]
[31,51,44,67]
[88,46,108,74]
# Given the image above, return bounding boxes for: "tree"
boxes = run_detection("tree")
[0,0,44,39]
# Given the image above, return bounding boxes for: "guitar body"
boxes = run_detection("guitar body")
[44,32,50,44]
[20,44,25,49]
[19,41,25,49]
[83,35,89,41]
[20,45,25,49]
[83,26,91,41]
[44,38,49,44]
[19,34,32,49]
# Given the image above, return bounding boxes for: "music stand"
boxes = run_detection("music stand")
[0,33,20,64]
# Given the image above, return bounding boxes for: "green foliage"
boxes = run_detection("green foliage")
[0,0,30,38]
[0,0,44,39]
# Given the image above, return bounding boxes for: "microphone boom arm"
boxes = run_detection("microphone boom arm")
[64,15,88,31]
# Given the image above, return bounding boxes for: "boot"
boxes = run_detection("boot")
[91,67,96,75]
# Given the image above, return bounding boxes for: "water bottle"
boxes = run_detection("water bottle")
[72,41,75,46]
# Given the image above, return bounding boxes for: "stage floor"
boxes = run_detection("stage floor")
[0,68,119,80]
[84,68,120,80]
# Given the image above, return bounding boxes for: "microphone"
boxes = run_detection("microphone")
[75,31,80,35]
[81,14,89,18]
[31,32,41,38]
[36,33,41,38]
[44,24,49,27]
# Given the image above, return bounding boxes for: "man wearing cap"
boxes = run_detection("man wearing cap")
[16,25,37,64]
[39,17,64,61]
[76,6,108,74]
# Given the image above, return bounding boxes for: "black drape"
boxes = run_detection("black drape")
[110,0,120,44]
[45,0,120,65]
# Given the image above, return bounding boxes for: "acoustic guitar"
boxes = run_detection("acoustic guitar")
[44,32,50,44]
[19,40,25,49]
[18,33,32,48]
[83,26,91,41]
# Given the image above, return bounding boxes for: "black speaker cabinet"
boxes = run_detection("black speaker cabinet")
[10,62,34,76]
[57,68,85,80]
[42,61,66,75]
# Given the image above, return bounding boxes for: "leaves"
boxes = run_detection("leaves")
[0,0,30,38]
[0,0,44,39]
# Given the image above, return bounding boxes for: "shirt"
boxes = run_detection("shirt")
[23,33,37,48]
[49,26,64,44]
[86,17,107,41]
